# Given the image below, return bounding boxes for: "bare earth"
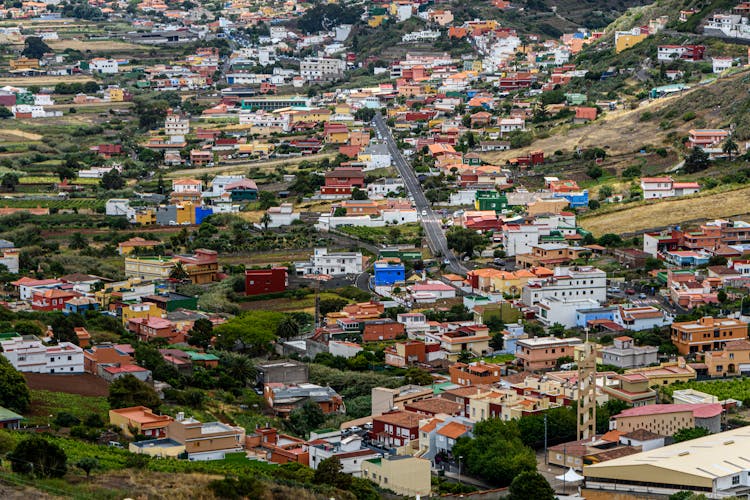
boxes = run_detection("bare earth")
[23,373,109,396]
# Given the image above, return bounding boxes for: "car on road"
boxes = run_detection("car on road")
[625,288,636,295]
[421,209,427,216]
[607,287,620,293]
[638,293,647,299]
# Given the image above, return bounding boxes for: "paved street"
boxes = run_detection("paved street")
[372,114,468,275]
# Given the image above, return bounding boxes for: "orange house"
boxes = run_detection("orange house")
[449,361,504,385]
[363,319,406,342]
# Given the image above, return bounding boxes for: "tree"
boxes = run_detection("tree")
[76,457,99,478]
[447,226,486,258]
[1,173,18,192]
[508,471,555,500]
[586,165,603,180]
[276,316,300,339]
[457,350,473,363]
[314,456,351,489]
[169,262,189,280]
[100,169,125,190]
[258,191,278,210]
[259,212,271,231]
[717,289,728,303]
[208,476,263,499]
[403,367,433,386]
[21,37,51,59]
[598,185,613,200]
[723,135,739,161]
[69,232,88,250]
[108,374,160,410]
[351,187,368,200]
[187,318,213,349]
[319,298,348,316]
[289,401,325,436]
[684,147,710,173]
[9,437,67,478]
[213,311,284,354]
[489,332,504,351]
[56,165,76,182]
[0,107,12,119]
[333,207,347,217]
[0,356,30,412]
[673,427,710,443]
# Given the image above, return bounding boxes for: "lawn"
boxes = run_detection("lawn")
[337,223,423,246]
[480,354,516,364]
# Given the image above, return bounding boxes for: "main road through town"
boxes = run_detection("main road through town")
[372,114,468,276]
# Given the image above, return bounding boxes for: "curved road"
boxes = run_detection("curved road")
[372,114,468,276]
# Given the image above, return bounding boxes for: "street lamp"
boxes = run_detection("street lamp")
[458,455,463,485]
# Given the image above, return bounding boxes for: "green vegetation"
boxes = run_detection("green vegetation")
[664,377,750,404]
[28,390,109,426]
[0,356,30,413]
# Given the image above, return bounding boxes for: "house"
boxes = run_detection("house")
[574,107,597,123]
[515,244,589,269]
[63,297,100,316]
[362,319,405,342]
[602,373,657,407]
[432,325,492,359]
[515,337,583,371]
[0,335,83,374]
[31,289,79,312]
[657,45,705,62]
[670,316,748,355]
[449,361,503,385]
[704,340,750,377]
[118,237,161,255]
[687,129,729,150]
[329,340,364,359]
[127,317,181,344]
[167,414,245,461]
[712,56,734,73]
[641,176,700,199]
[84,344,134,374]
[582,427,750,499]
[521,266,607,306]
[615,306,670,331]
[264,383,344,418]
[373,261,405,286]
[502,224,541,256]
[109,406,173,438]
[296,248,363,276]
[372,385,434,416]
[90,58,119,74]
[225,179,258,202]
[256,360,308,386]
[100,364,152,383]
[245,268,287,296]
[361,455,431,497]
[370,410,422,447]
[264,203,300,228]
[308,435,378,475]
[600,336,658,369]
[321,168,365,197]
[408,280,457,303]
[0,407,23,429]
[610,403,723,436]
[537,297,602,328]
[624,359,696,386]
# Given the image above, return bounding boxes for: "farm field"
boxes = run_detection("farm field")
[164,152,337,178]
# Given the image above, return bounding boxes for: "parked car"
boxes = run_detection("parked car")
[638,293,647,299]
[625,288,636,295]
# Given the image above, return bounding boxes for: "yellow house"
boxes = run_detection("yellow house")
[368,15,387,28]
[615,32,648,53]
[108,87,125,102]
[121,302,161,325]
[327,130,350,144]
[175,202,195,225]
[124,256,176,281]
[335,103,352,115]
[134,209,156,225]
[9,57,40,71]
[361,456,431,497]
[129,440,185,458]
[624,358,696,386]
[290,108,331,123]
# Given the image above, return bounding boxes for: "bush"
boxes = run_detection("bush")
[640,111,653,121]
[8,436,67,478]
[54,412,81,427]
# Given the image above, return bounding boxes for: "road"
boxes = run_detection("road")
[372,114,468,276]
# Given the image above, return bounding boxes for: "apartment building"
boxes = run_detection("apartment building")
[296,248,363,276]
[515,336,583,371]
[501,224,540,256]
[521,266,606,306]
[361,455,431,497]
[449,361,503,385]
[670,316,748,355]
[600,336,659,369]
[300,57,346,82]
[372,385,434,416]
[0,334,83,374]
[610,403,723,436]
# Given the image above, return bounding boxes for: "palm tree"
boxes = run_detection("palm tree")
[276,316,299,339]
[219,352,255,385]
[169,262,189,280]
[260,212,272,231]
[723,135,739,161]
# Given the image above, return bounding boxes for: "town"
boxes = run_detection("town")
[1,0,750,499]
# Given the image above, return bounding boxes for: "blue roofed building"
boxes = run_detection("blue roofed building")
[373,261,405,286]
[552,189,589,208]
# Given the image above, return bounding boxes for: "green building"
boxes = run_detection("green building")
[474,191,508,212]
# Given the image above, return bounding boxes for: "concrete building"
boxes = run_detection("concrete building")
[583,427,750,498]
[615,305,671,331]
[670,316,748,355]
[371,385,434,416]
[610,403,723,436]
[300,57,346,82]
[361,455,431,497]
[600,336,659,369]
[0,334,83,374]
[515,336,583,371]
[109,406,174,439]
[296,248,363,276]
[536,297,601,328]
[502,224,540,256]
[256,360,308,386]
[168,414,245,460]
[521,266,607,306]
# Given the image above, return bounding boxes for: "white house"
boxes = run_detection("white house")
[537,296,600,328]
[397,312,429,336]
[0,335,84,374]
[502,224,540,256]
[204,175,245,198]
[265,203,300,228]
[300,57,346,82]
[498,118,525,136]
[615,306,671,331]
[329,340,364,359]
[367,178,404,199]
[90,58,119,74]
[712,56,734,73]
[238,110,292,132]
[641,177,700,200]
[106,198,132,216]
[360,143,391,170]
[600,336,659,369]
[308,434,380,476]
[296,248,363,276]
[522,266,607,306]
[408,281,457,303]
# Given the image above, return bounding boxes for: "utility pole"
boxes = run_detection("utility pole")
[544,412,548,464]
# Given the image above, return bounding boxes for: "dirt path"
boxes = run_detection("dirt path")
[0,129,44,141]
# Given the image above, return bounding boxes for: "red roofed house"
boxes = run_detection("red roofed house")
[321,167,365,197]
[449,361,504,385]
[127,317,184,344]
[641,176,700,200]
[611,403,723,436]
[31,289,79,311]
[371,410,422,447]
[574,107,598,123]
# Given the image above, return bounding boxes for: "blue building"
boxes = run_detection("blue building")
[195,206,214,225]
[373,261,405,286]
[575,306,618,329]
[63,297,100,315]
[664,250,710,267]
[553,190,589,208]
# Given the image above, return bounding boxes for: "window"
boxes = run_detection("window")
[733,475,740,485]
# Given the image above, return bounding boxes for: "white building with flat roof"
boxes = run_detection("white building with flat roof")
[296,248,363,276]
[522,266,607,306]
[0,335,84,373]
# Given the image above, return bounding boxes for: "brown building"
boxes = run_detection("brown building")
[670,316,748,355]
[84,344,134,374]
[704,339,750,377]
[612,248,651,269]
[611,403,723,436]
[178,249,219,285]
[404,397,462,417]
[362,319,405,342]
[515,244,587,268]
[448,361,504,386]
[168,415,244,459]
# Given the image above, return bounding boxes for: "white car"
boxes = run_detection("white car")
[421,209,427,216]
